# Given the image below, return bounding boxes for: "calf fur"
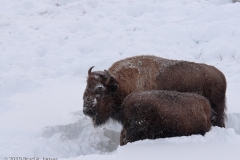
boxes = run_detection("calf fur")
[120,90,212,146]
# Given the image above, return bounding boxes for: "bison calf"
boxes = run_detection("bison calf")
[120,90,212,146]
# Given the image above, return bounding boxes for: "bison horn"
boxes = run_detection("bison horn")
[88,66,94,76]
[104,70,111,85]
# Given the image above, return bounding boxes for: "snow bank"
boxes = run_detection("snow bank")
[226,113,240,134]
[40,113,121,156]
[2,113,240,158]
[33,113,240,157]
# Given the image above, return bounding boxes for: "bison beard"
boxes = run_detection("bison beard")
[83,55,226,128]
[120,90,212,146]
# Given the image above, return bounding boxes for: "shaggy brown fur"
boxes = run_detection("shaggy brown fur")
[83,55,226,127]
[119,90,212,146]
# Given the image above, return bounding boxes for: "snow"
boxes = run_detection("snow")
[0,0,240,159]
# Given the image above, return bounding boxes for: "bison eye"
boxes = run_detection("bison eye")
[109,84,118,92]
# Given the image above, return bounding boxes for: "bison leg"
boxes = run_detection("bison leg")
[119,127,142,146]
[120,128,128,146]
[210,97,226,128]
[120,123,150,145]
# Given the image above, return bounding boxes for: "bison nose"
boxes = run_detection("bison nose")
[83,107,89,115]
[83,106,94,117]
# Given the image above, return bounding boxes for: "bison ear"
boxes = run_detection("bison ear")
[109,83,118,92]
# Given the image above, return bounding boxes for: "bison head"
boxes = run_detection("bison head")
[83,66,119,126]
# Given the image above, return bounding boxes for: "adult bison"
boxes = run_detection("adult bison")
[120,90,212,145]
[83,55,226,127]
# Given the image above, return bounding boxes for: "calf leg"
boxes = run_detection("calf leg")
[120,128,128,146]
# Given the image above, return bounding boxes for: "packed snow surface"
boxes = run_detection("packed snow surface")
[0,0,240,159]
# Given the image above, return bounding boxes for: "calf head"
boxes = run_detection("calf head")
[83,66,119,126]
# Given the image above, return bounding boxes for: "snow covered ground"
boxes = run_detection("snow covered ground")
[0,0,240,159]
